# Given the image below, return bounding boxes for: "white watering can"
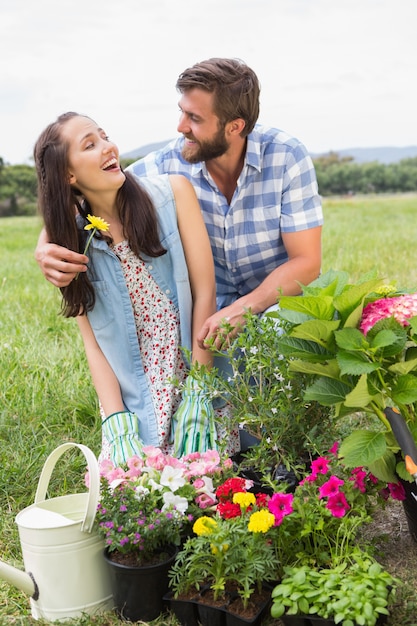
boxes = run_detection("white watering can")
[0,442,114,621]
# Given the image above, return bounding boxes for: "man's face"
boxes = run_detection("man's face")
[177,88,229,163]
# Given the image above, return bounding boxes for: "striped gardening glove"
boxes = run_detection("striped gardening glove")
[172,375,218,457]
[102,411,143,466]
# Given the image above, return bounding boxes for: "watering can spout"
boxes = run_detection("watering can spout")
[0,560,39,600]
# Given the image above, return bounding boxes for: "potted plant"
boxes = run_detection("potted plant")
[167,475,281,625]
[267,443,400,626]
[92,446,233,621]
[167,446,398,626]
[273,268,417,487]
[268,442,399,573]
[187,311,336,482]
[271,554,397,626]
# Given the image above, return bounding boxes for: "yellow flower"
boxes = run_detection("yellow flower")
[247,509,275,533]
[84,214,110,233]
[76,214,111,280]
[193,516,217,536]
[232,492,256,509]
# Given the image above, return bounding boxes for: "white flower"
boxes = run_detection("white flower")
[271,408,278,414]
[162,491,188,514]
[195,476,216,498]
[250,346,258,354]
[159,465,186,492]
[134,485,150,500]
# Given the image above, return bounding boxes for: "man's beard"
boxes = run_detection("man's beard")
[181,127,229,163]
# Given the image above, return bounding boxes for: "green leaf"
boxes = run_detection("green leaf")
[278,295,336,320]
[293,569,307,585]
[277,335,333,362]
[367,319,407,357]
[333,278,384,321]
[298,597,310,613]
[391,374,417,404]
[368,449,397,483]
[337,351,380,376]
[344,374,377,408]
[304,378,353,406]
[389,357,417,375]
[289,358,341,379]
[270,601,285,618]
[290,319,341,344]
[335,327,368,351]
[339,430,387,467]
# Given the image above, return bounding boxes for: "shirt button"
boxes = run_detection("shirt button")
[165,289,171,295]
[148,265,153,270]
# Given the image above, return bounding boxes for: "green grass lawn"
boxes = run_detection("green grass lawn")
[1,194,417,624]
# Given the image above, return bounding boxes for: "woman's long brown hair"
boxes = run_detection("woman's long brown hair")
[34,112,166,317]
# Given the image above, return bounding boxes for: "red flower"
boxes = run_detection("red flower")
[217,501,242,519]
[215,477,247,502]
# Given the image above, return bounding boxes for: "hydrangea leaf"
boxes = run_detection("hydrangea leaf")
[339,430,387,467]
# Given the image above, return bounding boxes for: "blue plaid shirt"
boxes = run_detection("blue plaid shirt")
[128,124,323,309]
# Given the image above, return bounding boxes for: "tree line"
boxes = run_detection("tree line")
[1,152,417,218]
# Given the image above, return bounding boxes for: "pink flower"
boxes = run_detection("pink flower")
[326,491,350,517]
[349,467,367,493]
[387,481,406,501]
[125,455,144,478]
[142,445,166,470]
[196,493,217,509]
[328,442,339,456]
[360,293,417,335]
[310,457,331,476]
[319,475,344,498]
[268,492,294,525]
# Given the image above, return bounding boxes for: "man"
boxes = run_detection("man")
[36,57,322,347]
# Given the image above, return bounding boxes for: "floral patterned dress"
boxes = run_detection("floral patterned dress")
[100,240,186,458]
[100,240,240,461]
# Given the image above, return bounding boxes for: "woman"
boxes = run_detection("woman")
[34,111,221,463]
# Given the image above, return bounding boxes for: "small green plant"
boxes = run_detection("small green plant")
[271,554,398,626]
[266,442,397,576]
[169,477,280,609]
[189,311,336,476]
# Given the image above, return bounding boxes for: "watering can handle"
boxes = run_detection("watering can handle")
[34,443,100,533]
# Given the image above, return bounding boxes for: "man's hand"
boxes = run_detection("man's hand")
[197,304,247,350]
[35,243,88,288]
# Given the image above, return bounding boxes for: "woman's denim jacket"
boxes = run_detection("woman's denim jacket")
[82,174,192,446]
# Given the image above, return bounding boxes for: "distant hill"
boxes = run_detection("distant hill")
[312,146,417,164]
[122,141,417,165]
[122,140,174,161]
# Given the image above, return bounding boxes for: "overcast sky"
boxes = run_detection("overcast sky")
[1,0,416,165]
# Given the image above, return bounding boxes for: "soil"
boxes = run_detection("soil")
[106,547,175,567]
[363,497,417,570]
[173,582,271,621]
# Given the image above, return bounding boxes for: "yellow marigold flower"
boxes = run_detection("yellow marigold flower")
[247,509,275,533]
[233,492,256,509]
[84,214,110,232]
[193,516,217,536]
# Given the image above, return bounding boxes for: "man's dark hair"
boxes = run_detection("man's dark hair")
[176,57,260,137]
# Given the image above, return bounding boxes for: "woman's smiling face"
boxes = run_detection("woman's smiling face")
[62,115,125,196]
